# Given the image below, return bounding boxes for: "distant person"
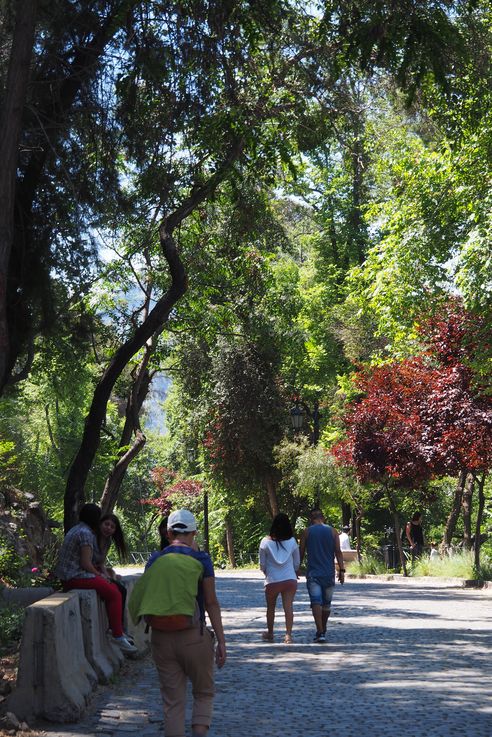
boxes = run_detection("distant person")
[158,516,170,550]
[339,525,352,551]
[300,509,345,643]
[429,541,439,560]
[129,509,226,737]
[405,512,424,560]
[54,503,136,654]
[259,513,300,644]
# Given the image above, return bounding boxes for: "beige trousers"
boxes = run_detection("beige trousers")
[151,626,215,737]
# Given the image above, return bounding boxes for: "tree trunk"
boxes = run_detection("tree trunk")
[225,516,235,568]
[387,489,407,576]
[441,469,467,551]
[354,508,363,562]
[341,501,351,527]
[265,474,279,518]
[100,322,154,514]
[0,0,37,391]
[63,139,244,531]
[461,472,475,550]
[100,430,147,515]
[474,472,486,572]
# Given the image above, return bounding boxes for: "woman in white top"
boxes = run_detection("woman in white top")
[259,513,300,644]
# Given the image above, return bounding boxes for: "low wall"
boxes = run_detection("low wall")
[8,574,148,724]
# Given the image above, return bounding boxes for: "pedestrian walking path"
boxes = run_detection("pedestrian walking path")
[39,571,492,737]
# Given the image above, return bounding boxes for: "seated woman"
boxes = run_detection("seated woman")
[54,503,136,654]
[95,513,131,635]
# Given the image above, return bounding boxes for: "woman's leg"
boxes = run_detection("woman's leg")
[281,587,296,637]
[264,586,278,637]
[64,577,123,637]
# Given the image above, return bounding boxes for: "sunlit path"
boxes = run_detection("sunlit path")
[39,571,492,737]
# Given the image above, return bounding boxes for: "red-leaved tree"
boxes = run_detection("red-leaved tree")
[332,300,492,571]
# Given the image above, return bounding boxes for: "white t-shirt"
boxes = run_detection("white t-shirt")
[259,537,300,585]
[339,532,352,551]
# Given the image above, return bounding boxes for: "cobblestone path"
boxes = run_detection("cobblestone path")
[39,571,492,737]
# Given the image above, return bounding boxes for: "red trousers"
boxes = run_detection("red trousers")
[63,576,123,637]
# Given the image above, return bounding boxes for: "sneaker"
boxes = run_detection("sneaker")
[112,635,138,654]
[313,632,326,643]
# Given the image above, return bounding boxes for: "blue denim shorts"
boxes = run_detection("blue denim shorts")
[306,576,335,609]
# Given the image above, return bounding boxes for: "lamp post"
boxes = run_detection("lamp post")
[290,397,321,507]
[290,398,320,446]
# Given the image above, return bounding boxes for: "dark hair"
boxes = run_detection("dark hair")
[310,508,324,522]
[79,503,101,533]
[99,513,128,562]
[411,512,422,522]
[270,513,294,542]
[158,516,169,550]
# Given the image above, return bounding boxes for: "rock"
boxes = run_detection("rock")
[0,680,12,695]
[19,721,30,731]
[2,711,20,730]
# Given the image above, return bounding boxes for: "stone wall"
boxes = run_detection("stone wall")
[7,575,148,724]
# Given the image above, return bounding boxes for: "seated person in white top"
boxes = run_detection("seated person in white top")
[259,513,300,644]
[339,525,352,551]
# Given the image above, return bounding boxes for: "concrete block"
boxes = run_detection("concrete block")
[8,592,97,723]
[94,594,124,669]
[77,590,120,683]
[119,575,150,652]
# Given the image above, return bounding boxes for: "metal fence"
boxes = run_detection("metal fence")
[106,551,151,566]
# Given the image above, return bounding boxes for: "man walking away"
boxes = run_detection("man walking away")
[129,509,226,737]
[300,509,345,643]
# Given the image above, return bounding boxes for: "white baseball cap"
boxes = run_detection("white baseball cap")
[167,509,197,533]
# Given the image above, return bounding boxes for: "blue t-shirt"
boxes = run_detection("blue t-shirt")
[306,524,335,583]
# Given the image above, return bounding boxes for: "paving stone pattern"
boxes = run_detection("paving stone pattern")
[39,571,492,737]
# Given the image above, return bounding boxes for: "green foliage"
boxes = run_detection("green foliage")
[0,605,25,647]
[412,550,486,580]
[0,535,29,587]
[347,554,387,575]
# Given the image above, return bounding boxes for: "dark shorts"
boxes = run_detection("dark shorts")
[265,580,297,598]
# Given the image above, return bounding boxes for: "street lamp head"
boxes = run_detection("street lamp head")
[290,404,304,430]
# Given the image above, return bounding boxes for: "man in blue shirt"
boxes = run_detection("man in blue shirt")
[300,508,345,643]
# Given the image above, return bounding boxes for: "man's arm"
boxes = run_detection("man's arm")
[332,530,345,584]
[405,523,413,547]
[299,528,308,565]
[203,577,226,668]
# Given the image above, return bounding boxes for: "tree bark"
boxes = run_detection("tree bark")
[387,489,407,576]
[461,472,475,550]
[474,472,486,571]
[441,469,467,551]
[225,516,235,568]
[63,139,245,531]
[354,508,363,563]
[265,474,279,518]
[0,0,37,391]
[341,501,351,527]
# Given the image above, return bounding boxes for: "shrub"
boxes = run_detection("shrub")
[0,535,30,587]
[0,604,24,647]
[347,554,387,575]
[412,550,476,579]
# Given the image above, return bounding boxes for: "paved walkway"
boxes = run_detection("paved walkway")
[39,571,492,737]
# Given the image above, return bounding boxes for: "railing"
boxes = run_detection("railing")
[106,551,152,566]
